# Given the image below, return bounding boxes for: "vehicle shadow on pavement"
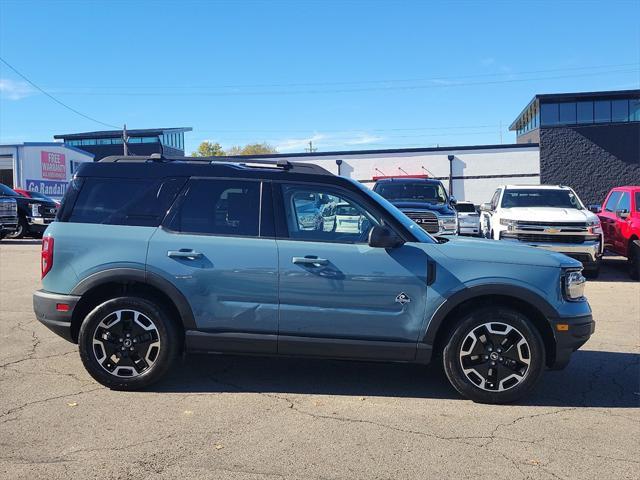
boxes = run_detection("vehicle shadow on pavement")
[594,256,635,283]
[153,350,639,408]
[0,239,41,245]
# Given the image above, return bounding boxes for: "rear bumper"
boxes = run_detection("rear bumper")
[33,290,80,343]
[548,313,595,369]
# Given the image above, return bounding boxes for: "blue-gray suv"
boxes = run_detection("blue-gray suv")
[33,156,595,403]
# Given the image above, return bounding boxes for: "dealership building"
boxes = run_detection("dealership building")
[53,127,192,161]
[509,89,639,204]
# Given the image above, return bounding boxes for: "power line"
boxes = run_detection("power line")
[43,62,639,90]
[0,56,120,129]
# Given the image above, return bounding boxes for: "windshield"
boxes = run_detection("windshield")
[351,180,435,243]
[501,189,584,209]
[454,203,477,213]
[375,182,448,204]
[0,183,20,197]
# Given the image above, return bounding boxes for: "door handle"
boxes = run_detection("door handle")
[292,256,329,267]
[168,249,203,260]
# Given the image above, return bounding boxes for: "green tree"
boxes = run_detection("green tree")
[191,141,225,157]
[227,142,278,156]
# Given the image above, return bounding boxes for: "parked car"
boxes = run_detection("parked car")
[592,186,640,280]
[454,201,480,236]
[372,177,458,236]
[13,188,62,208]
[0,187,19,240]
[0,184,58,239]
[34,155,594,404]
[480,185,603,277]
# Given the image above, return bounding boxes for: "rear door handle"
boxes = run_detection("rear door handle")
[168,249,203,260]
[292,256,329,267]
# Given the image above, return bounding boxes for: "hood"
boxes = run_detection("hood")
[500,207,597,223]
[392,201,456,215]
[434,236,582,269]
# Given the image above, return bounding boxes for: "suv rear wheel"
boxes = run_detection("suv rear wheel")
[442,306,545,404]
[78,296,180,390]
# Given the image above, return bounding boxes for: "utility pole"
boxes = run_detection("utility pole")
[305,140,317,153]
[123,124,129,156]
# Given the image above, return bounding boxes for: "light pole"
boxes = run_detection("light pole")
[447,155,454,196]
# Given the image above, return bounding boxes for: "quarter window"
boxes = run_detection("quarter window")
[168,179,261,236]
[280,184,379,243]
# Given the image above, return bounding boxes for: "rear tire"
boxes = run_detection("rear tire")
[442,306,545,404]
[78,296,180,390]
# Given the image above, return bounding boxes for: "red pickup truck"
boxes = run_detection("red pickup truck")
[594,186,640,279]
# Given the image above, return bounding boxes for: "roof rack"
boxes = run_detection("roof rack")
[99,154,332,175]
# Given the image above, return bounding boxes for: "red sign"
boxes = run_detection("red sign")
[41,151,66,180]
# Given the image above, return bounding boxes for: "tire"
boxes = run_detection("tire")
[78,296,181,390]
[442,306,545,404]
[629,241,640,281]
[6,217,26,239]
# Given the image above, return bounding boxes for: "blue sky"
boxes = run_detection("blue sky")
[1,0,639,154]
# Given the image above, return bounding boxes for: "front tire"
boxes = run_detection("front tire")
[78,296,180,390]
[6,217,26,239]
[442,306,545,404]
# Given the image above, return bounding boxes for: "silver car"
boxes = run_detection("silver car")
[455,201,480,236]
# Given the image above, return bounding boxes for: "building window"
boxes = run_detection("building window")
[576,101,594,124]
[540,103,560,126]
[631,99,640,122]
[611,100,629,122]
[81,139,97,146]
[594,100,611,123]
[141,137,159,143]
[559,102,576,124]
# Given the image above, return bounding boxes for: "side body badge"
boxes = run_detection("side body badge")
[395,292,411,305]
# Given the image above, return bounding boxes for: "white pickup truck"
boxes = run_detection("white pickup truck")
[480,185,603,277]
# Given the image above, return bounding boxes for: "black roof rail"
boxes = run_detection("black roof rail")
[98,155,332,175]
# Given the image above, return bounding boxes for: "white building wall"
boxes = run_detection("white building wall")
[262,145,540,205]
[0,143,94,199]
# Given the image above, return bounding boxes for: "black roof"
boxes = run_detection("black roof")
[76,155,338,184]
[509,89,640,130]
[54,127,192,140]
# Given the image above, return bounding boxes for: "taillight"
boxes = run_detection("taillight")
[41,236,54,279]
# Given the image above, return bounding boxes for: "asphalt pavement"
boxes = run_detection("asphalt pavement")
[1,241,638,479]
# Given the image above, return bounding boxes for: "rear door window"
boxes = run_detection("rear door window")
[65,177,186,226]
[166,179,264,237]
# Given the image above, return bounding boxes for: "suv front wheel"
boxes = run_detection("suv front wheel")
[78,296,180,390]
[443,306,545,404]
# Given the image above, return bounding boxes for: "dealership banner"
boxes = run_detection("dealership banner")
[25,179,68,198]
[41,151,67,180]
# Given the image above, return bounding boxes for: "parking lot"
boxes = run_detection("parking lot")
[0,240,638,480]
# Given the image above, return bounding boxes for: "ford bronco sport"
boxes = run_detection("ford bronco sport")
[33,156,595,404]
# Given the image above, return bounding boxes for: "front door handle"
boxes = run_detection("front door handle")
[292,256,329,267]
[168,249,203,260]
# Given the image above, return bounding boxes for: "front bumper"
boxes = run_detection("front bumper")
[33,290,81,343]
[501,237,602,267]
[548,313,595,369]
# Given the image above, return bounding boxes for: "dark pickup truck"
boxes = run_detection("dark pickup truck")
[0,184,58,238]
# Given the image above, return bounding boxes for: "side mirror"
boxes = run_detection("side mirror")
[449,195,457,205]
[480,202,492,212]
[616,209,630,219]
[368,225,404,249]
[588,204,602,213]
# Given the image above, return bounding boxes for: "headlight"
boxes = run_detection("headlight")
[564,270,586,301]
[29,203,41,217]
[500,218,517,226]
[439,216,457,229]
[586,219,603,235]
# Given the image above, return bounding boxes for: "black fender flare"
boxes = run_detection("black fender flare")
[421,283,559,346]
[70,267,196,329]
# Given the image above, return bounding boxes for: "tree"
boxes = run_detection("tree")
[191,141,225,157]
[226,142,278,156]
